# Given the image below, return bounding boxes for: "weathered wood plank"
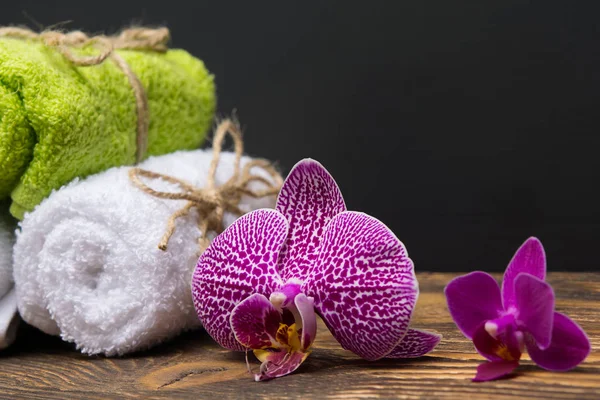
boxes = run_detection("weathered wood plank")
[0,273,598,399]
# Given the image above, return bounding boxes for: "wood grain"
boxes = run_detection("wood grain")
[0,273,598,399]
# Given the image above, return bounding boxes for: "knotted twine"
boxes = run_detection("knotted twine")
[0,26,171,163]
[129,119,283,253]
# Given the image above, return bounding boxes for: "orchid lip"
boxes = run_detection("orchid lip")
[230,288,318,381]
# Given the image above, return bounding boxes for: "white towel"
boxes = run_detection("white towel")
[0,212,18,349]
[13,149,279,356]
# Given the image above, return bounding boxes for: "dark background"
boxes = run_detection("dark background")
[2,1,599,271]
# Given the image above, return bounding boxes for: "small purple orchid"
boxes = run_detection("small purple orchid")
[192,159,440,381]
[445,237,591,382]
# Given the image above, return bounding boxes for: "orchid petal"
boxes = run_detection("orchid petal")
[444,272,502,339]
[386,328,442,358]
[502,237,546,309]
[472,322,522,362]
[304,211,418,361]
[473,360,520,382]
[514,273,554,349]
[253,350,310,381]
[526,312,591,371]
[230,294,282,350]
[294,293,317,351]
[276,159,346,282]
[192,209,286,351]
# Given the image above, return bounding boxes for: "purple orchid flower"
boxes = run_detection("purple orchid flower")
[192,159,441,381]
[445,237,591,382]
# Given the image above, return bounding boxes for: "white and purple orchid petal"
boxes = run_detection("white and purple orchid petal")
[230,294,282,350]
[254,350,310,381]
[386,329,442,358]
[502,237,546,309]
[514,273,555,349]
[526,312,591,371]
[294,293,317,351]
[473,360,520,382]
[444,271,503,339]
[472,321,522,362]
[192,209,287,351]
[304,211,418,361]
[275,159,346,282]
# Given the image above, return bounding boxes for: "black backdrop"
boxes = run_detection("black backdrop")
[2,1,599,271]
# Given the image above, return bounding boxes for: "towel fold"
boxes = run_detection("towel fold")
[0,37,215,219]
[13,149,278,356]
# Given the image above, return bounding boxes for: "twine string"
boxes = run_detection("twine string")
[0,26,170,163]
[128,119,283,253]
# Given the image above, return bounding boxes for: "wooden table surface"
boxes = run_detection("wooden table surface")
[0,272,598,399]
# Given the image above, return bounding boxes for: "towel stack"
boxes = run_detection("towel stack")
[0,27,283,356]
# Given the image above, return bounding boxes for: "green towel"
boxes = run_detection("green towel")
[0,37,216,219]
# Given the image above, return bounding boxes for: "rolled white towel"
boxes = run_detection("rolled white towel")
[0,212,18,350]
[13,149,279,356]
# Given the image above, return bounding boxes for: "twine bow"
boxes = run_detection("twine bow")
[0,26,171,163]
[128,119,283,253]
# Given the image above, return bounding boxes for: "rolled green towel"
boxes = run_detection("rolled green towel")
[0,30,215,219]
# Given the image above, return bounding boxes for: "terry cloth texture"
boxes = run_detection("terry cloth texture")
[0,37,216,219]
[13,149,278,356]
